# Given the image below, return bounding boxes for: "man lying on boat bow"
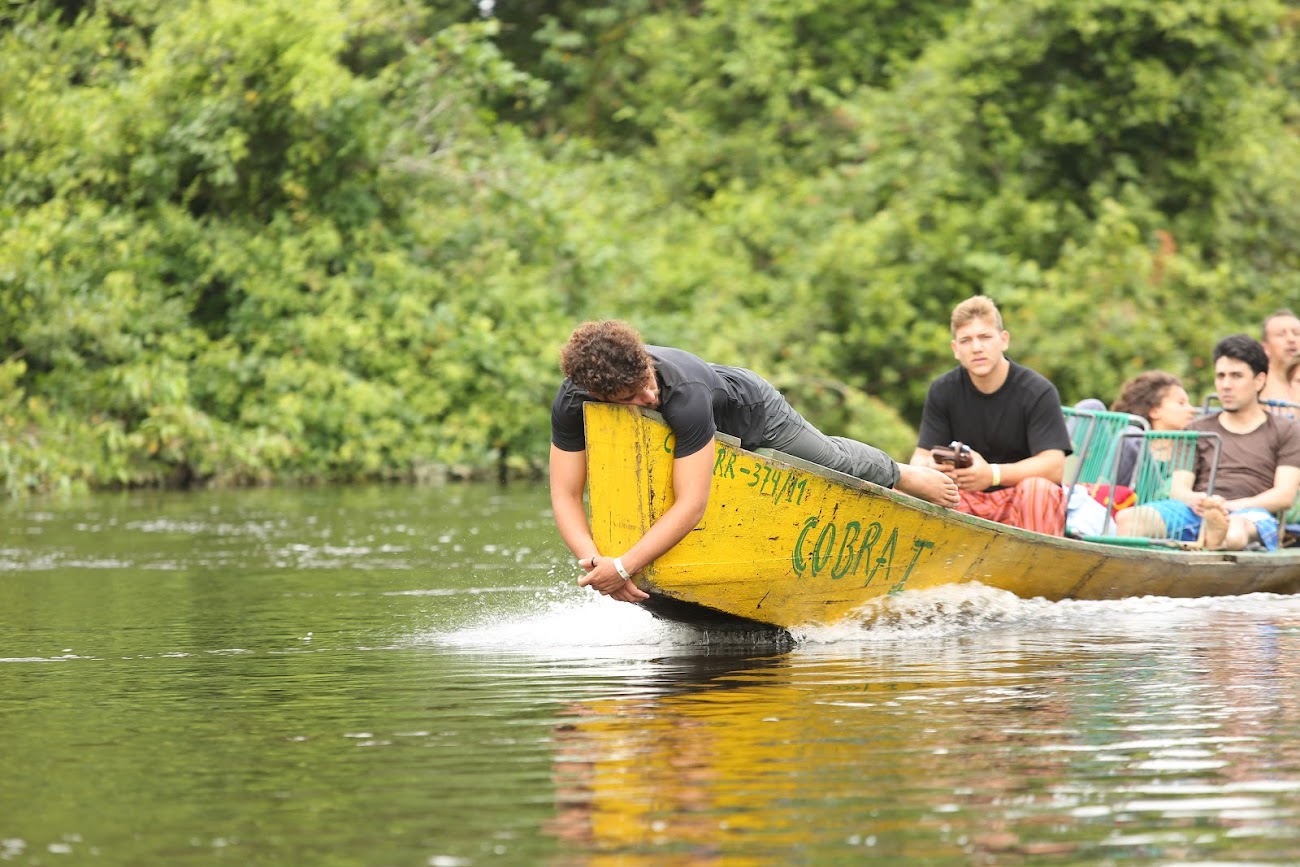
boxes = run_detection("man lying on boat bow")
[549,320,959,602]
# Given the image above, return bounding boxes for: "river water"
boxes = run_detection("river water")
[3,483,1300,866]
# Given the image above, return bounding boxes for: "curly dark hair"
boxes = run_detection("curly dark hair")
[559,320,652,396]
[1111,370,1183,422]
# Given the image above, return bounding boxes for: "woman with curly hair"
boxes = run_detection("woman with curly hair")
[550,320,959,603]
[1110,370,1198,485]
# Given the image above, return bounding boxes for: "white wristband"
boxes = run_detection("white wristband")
[990,463,1001,487]
[613,557,632,580]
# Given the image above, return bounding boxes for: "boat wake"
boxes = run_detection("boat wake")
[796,582,1300,645]
[428,587,736,657]
[429,582,1300,656]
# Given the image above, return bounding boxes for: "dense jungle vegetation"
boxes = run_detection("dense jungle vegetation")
[2,0,1299,496]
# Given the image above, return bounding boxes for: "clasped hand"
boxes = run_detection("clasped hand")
[577,555,649,602]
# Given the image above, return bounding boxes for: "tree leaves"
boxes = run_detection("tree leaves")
[1,0,1297,495]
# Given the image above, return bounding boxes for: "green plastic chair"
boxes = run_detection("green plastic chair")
[1079,429,1221,546]
[1284,498,1300,547]
[1061,406,1149,489]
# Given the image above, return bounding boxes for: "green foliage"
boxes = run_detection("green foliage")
[717,0,1300,416]
[1,0,1299,495]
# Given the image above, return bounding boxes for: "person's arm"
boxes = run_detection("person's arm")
[941,448,1065,492]
[1222,464,1300,514]
[1168,468,1206,511]
[990,448,1066,487]
[1008,386,1071,487]
[549,443,651,603]
[549,444,598,563]
[911,383,951,471]
[578,444,715,602]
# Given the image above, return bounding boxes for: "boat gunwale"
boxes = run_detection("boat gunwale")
[633,406,1300,568]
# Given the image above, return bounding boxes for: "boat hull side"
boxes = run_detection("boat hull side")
[584,404,1300,631]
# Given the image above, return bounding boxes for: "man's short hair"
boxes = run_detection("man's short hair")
[1261,308,1298,341]
[560,320,652,397]
[951,295,1003,335]
[1214,333,1269,377]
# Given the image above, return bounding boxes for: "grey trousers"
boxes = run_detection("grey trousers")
[755,378,901,488]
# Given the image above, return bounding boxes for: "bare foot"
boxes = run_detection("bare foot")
[1202,500,1230,550]
[896,464,960,508]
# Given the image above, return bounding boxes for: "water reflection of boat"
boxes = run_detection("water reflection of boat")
[543,642,1088,861]
[584,404,1300,636]
[544,621,1300,862]
[545,652,933,857]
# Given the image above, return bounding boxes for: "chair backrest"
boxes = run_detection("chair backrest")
[1126,430,1216,501]
[1203,392,1300,420]
[1265,399,1300,420]
[1111,429,1221,543]
[1061,405,1149,488]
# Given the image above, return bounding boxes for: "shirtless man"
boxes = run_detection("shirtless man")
[1260,308,1300,406]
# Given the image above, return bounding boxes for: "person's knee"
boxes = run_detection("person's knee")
[1117,506,1158,536]
[1016,476,1060,497]
[1116,504,1172,538]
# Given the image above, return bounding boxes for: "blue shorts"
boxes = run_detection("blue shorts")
[1146,501,1280,551]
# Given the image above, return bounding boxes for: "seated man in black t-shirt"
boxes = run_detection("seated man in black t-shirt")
[550,320,959,602]
[909,295,1073,536]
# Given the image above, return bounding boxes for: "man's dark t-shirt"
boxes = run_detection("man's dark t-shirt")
[551,346,769,458]
[916,360,1073,470]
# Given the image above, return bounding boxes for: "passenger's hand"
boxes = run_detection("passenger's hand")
[935,457,982,491]
[1188,492,1212,516]
[944,453,993,493]
[609,578,649,602]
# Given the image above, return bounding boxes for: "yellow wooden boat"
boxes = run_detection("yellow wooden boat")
[584,403,1300,635]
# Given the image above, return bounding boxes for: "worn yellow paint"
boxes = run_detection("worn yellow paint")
[585,403,1300,631]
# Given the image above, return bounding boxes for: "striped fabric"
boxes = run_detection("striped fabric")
[956,476,1066,536]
